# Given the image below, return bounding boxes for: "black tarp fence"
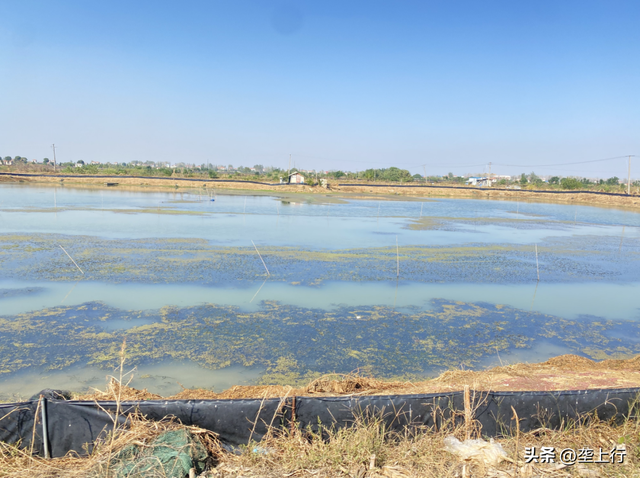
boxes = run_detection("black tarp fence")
[1,388,638,458]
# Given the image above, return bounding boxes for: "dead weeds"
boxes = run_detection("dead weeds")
[72,354,640,402]
[4,354,640,477]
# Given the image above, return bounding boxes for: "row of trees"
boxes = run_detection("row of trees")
[2,156,51,164]
[504,172,637,192]
[1,157,636,190]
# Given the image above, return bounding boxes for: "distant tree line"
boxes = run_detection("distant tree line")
[1,156,636,191]
[506,171,631,192]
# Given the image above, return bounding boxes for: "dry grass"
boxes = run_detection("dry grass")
[0,414,223,478]
[211,392,640,478]
[71,354,640,402]
[4,355,640,477]
[1,406,638,478]
[3,388,639,477]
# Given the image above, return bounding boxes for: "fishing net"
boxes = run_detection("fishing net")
[112,428,207,478]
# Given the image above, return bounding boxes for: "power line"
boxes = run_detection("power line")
[493,155,634,168]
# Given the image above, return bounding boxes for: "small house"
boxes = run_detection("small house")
[467,177,495,187]
[288,172,305,184]
[466,177,482,186]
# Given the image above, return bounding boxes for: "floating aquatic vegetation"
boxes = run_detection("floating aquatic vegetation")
[1,299,638,384]
[407,216,577,232]
[0,287,45,299]
[0,233,638,285]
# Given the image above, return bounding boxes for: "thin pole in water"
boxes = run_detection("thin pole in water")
[244,197,247,214]
[619,225,626,253]
[535,243,539,282]
[396,236,400,279]
[393,278,398,309]
[59,244,84,275]
[250,278,268,303]
[420,202,423,217]
[252,240,270,276]
[530,281,539,311]
[61,280,80,304]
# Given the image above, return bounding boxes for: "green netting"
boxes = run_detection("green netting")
[111,429,207,478]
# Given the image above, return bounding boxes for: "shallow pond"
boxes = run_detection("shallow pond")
[0,184,639,400]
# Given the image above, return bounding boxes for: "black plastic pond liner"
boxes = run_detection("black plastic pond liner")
[1,388,638,458]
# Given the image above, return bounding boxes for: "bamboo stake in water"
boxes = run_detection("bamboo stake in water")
[535,243,539,282]
[59,244,84,275]
[619,225,626,253]
[250,278,268,303]
[252,240,270,276]
[420,202,423,217]
[530,281,539,310]
[396,236,399,278]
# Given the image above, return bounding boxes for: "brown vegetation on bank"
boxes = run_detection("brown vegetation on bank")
[70,354,640,402]
[4,354,640,477]
[2,171,640,210]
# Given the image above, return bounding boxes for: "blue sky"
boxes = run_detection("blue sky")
[1,0,638,177]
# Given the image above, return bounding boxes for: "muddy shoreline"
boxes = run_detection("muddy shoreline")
[73,353,640,401]
[2,171,640,210]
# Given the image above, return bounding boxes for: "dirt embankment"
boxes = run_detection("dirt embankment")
[336,183,640,209]
[3,171,640,209]
[76,354,640,402]
[0,172,314,194]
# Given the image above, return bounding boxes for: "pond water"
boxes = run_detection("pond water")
[0,184,639,400]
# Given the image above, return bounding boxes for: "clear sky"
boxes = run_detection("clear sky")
[1,0,638,178]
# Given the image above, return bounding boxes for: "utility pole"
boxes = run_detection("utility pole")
[628,155,632,195]
[52,144,57,172]
[488,162,492,179]
[423,165,427,180]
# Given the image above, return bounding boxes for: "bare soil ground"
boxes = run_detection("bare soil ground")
[75,354,640,402]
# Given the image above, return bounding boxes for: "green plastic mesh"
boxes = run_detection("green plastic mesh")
[112,428,207,478]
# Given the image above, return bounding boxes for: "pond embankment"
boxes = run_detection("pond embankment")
[2,171,640,209]
[73,353,640,401]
